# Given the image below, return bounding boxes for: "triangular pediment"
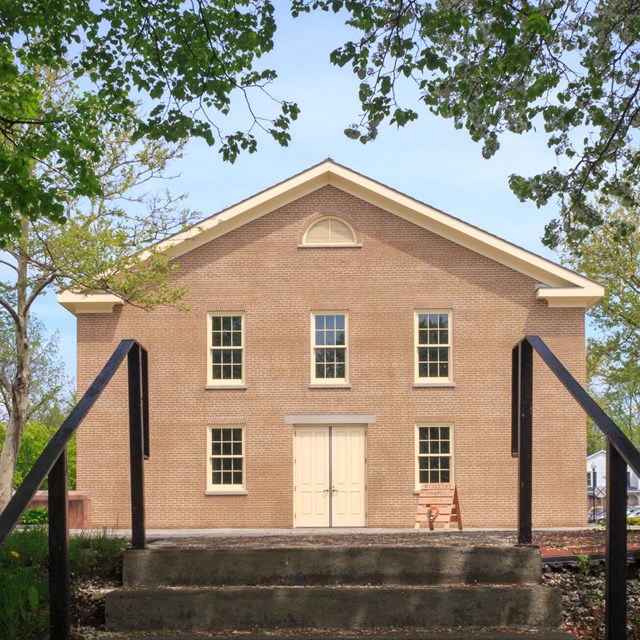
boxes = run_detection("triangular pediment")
[58,160,603,314]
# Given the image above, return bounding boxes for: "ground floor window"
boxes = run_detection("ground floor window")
[208,426,244,491]
[416,425,452,487]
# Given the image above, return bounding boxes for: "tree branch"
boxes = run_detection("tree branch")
[0,259,18,273]
[24,273,57,315]
[0,296,20,327]
[0,368,11,398]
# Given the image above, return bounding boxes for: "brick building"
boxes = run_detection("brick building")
[58,161,603,529]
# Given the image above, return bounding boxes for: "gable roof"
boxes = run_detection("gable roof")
[58,159,603,314]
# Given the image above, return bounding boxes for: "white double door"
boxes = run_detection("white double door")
[294,425,367,527]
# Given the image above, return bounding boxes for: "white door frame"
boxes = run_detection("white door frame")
[293,424,367,527]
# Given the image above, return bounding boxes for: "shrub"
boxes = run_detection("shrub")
[628,516,640,526]
[20,507,49,525]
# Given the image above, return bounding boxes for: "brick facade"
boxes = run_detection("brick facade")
[73,172,590,530]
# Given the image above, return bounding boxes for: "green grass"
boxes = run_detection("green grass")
[0,527,128,640]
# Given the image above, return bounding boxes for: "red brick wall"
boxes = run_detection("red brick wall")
[75,185,586,529]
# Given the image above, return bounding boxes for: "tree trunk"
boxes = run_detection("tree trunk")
[0,382,29,511]
[0,220,30,512]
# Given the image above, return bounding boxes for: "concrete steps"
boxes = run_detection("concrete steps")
[105,545,568,637]
[122,546,542,586]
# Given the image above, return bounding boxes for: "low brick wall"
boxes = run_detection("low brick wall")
[27,491,92,529]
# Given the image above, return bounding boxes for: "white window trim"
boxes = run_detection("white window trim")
[206,425,246,493]
[302,216,358,246]
[207,312,245,386]
[310,311,349,385]
[414,424,454,491]
[414,310,453,384]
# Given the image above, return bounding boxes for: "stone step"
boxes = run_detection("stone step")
[99,630,575,640]
[123,545,542,587]
[105,584,562,632]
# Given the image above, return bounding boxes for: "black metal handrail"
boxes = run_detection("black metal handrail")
[513,335,640,640]
[0,339,149,640]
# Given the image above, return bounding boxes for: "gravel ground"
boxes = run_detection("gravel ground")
[543,561,640,639]
[146,528,640,552]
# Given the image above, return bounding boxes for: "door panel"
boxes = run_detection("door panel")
[294,425,366,527]
[332,427,366,526]
[294,428,329,527]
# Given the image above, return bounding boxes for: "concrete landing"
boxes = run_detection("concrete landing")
[99,629,576,640]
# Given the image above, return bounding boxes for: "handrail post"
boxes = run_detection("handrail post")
[606,442,628,640]
[517,340,533,545]
[128,343,146,549]
[142,347,150,461]
[511,345,520,458]
[48,449,70,640]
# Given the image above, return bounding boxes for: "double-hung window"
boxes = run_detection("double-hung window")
[415,311,452,383]
[208,427,244,491]
[416,425,453,487]
[312,312,348,383]
[208,313,244,385]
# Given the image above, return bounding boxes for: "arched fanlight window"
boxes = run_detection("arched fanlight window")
[303,217,357,245]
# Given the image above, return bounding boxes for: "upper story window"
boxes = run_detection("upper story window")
[303,217,357,246]
[415,311,452,384]
[312,312,348,383]
[208,313,244,385]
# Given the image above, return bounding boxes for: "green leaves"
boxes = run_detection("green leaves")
[298,0,640,245]
[523,12,551,36]
[0,0,299,244]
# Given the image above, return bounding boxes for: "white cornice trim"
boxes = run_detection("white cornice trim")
[57,292,124,315]
[535,286,604,309]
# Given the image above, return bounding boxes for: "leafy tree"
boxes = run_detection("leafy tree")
[0,75,199,510]
[586,357,640,455]
[0,315,73,429]
[564,201,640,371]
[0,316,75,492]
[0,0,298,243]
[292,0,640,247]
[560,199,640,453]
[0,423,76,490]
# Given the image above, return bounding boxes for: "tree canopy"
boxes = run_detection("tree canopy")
[0,315,72,428]
[7,1,640,248]
[564,200,640,369]
[292,0,640,247]
[0,72,199,508]
[0,0,298,243]
[561,199,640,452]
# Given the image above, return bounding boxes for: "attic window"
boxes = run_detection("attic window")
[303,217,357,246]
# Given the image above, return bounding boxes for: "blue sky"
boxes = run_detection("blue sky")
[37,6,564,380]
